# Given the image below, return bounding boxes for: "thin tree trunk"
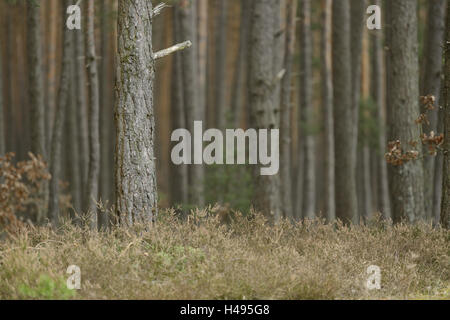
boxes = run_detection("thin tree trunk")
[421,0,447,220]
[197,0,208,131]
[300,0,315,220]
[333,0,357,224]
[115,0,157,225]
[68,33,82,215]
[99,0,112,229]
[85,0,100,229]
[27,0,46,158]
[280,0,298,220]
[231,0,251,128]
[249,0,281,221]
[440,1,450,229]
[321,0,335,222]
[179,0,204,207]
[74,1,89,209]
[0,36,4,156]
[371,0,391,220]
[387,0,425,223]
[170,6,189,207]
[214,0,228,130]
[273,0,285,127]
[48,0,72,225]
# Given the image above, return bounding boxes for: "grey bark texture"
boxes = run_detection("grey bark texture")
[115,0,158,225]
[248,0,281,221]
[321,0,335,222]
[280,0,298,220]
[299,0,315,220]
[420,0,447,220]
[74,7,89,207]
[387,0,425,223]
[231,0,251,128]
[441,1,450,229]
[332,0,357,224]
[27,0,46,158]
[371,2,391,219]
[214,0,228,130]
[48,0,72,226]
[170,6,189,207]
[0,33,5,156]
[179,0,204,207]
[85,0,100,229]
[68,34,82,215]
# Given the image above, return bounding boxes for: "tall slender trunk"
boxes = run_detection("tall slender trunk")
[387,0,425,223]
[197,0,208,131]
[440,1,450,229]
[214,0,228,130]
[74,1,89,209]
[179,0,204,207]
[321,0,335,222]
[231,0,251,128]
[299,0,315,219]
[99,0,113,229]
[0,36,4,156]
[170,6,189,207]
[27,0,46,158]
[333,0,357,224]
[115,0,157,225]
[48,0,72,225]
[85,0,101,229]
[371,0,391,220]
[249,0,281,221]
[280,0,298,220]
[68,33,82,215]
[421,0,447,220]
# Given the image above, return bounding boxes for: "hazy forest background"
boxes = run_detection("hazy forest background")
[0,0,449,300]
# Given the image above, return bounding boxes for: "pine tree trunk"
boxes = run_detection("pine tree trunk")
[48,0,72,225]
[179,0,204,207]
[115,0,158,225]
[280,0,298,220]
[321,0,335,222]
[300,0,315,220]
[214,0,228,130]
[0,37,4,156]
[27,0,46,158]
[421,0,447,220]
[440,1,450,229]
[249,0,281,221]
[387,0,425,223]
[231,0,251,128]
[84,0,101,229]
[371,0,391,220]
[333,0,357,224]
[170,6,189,207]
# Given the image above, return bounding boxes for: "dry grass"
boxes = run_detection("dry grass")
[0,208,449,300]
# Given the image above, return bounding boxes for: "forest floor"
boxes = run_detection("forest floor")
[0,208,449,300]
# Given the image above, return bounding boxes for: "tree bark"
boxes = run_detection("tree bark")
[27,0,46,158]
[85,0,101,229]
[115,0,158,225]
[299,0,315,220]
[280,0,298,220]
[333,0,357,224]
[440,1,450,229]
[249,0,281,221]
[179,0,204,207]
[170,6,189,207]
[48,0,72,225]
[231,0,251,128]
[371,0,391,220]
[387,0,425,223]
[420,0,447,220]
[0,36,4,156]
[321,0,335,222]
[214,0,228,130]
